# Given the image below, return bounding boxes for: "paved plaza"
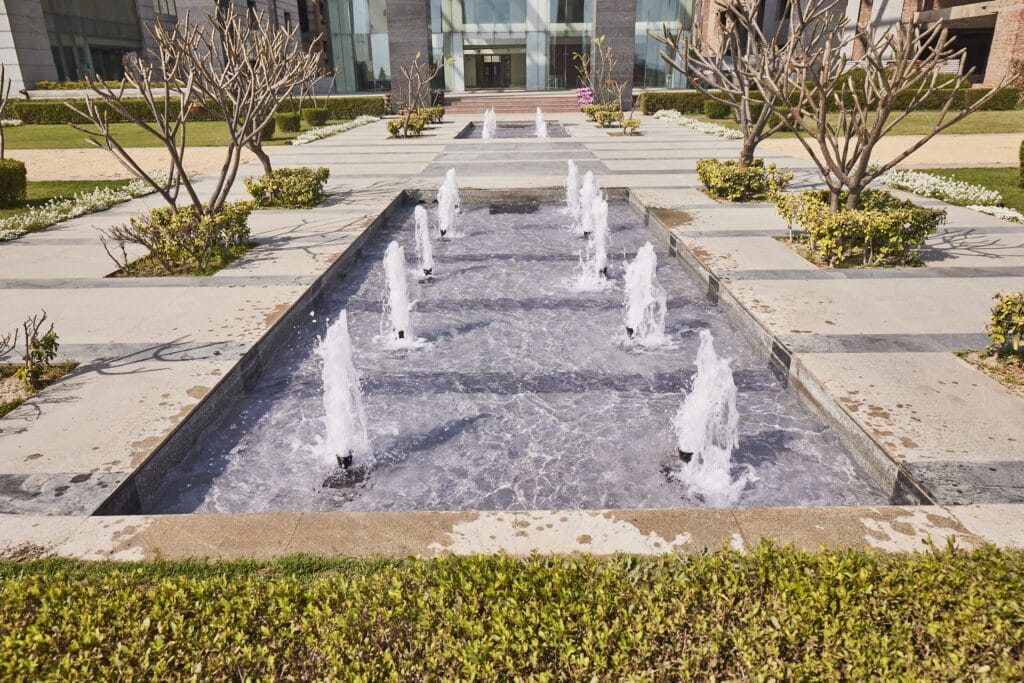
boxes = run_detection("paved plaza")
[1,112,1023,558]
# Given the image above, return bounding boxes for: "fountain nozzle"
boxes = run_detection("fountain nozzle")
[338,452,354,469]
[600,266,609,279]
[423,268,432,276]
[625,326,635,338]
[397,330,405,340]
[677,449,692,463]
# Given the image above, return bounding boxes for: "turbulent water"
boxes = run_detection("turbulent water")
[146,201,888,513]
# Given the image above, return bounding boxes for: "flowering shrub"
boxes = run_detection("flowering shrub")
[968,205,1024,223]
[0,177,158,241]
[292,115,379,145]
[653,110,743,140]
[877,168,1002,207]
[576,87,594,109]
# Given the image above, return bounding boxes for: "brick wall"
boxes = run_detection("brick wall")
[987,4,1024,85]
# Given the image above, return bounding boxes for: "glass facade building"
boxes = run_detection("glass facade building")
[329,0,392,92]
[43,0,146,81]
[329,0,691,93]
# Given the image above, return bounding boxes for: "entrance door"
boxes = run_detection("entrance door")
[479,55,509,88]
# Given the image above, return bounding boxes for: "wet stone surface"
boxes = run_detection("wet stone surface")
[455,122,570,139]
[145,201,888,513]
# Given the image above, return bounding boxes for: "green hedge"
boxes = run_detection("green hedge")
[279,96,385,120]
[639,86,1020,116]
[6,95,385,125]
[1,543,1023,679]
[0,159,27,207]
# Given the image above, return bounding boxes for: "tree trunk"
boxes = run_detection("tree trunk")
[738,138,755,167]
[845,184,864,211]
[248,141,273,175]
[829,189,841,213]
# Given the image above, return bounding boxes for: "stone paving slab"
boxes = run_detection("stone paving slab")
[0,110,1022,559]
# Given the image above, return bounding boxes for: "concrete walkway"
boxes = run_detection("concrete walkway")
[1,113,1022,559]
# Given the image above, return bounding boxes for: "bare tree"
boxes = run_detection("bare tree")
[68,7,323,213]
[67,54,197,211]
[574,36,620,108]
[395,52,449,136]
[654,0,840,167]
[764,18,1017,210]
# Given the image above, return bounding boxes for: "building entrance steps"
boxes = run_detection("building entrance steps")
[443,91,580,114]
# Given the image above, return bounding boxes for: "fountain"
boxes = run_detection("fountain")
[382,240,414,342]
[673,330,757,505]
[535,107,548,138]
[414,205,434,276]
[623,241,667,344]
[317,310,370,470]
[437,181,457,238]
[482,108,497,139]
[590,194,610,279]
[578,171,598,237]
[443,168,462,213]
[142,199,888,514]
[565,160,581,225]
[573,194,612,291]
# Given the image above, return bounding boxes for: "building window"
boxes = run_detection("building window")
[284,11,291,27]
[154,0,177,16]
[297,0,311,32]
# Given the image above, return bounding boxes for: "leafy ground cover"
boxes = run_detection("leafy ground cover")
[922,167,1024,214]
[0,362,77,418]
[1,120,345,149]
[1,543,1022,679]
[0,179,131,220]
[686,109,1024,137]
[958,351,1024,399]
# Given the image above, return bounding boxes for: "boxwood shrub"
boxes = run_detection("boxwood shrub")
[775,188,946,266]
[697,158,792,202]
[0,543,1022,679]
[301,107,329,126]
[274,112,301,133]
[244,167,330,208]
[0,159,27,207]
[703,99,732,119]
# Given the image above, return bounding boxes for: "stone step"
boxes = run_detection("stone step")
[444,92,580,114]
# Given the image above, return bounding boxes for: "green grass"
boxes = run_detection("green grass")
[1,119,343,149]
[921,167,1024,213]
[692,109,1024,137]
[0,179,132,220]
[1,542,1022,679]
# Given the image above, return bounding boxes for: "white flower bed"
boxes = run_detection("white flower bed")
[967,204,1024,223]
[0,177,156,242]
[877,168,1002,207]
[1,119,22,127]
[652,109,743,140]
[291,115,379,146]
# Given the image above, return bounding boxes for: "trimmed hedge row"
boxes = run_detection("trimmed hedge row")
[639,86,1021,115]
[1,543,1023,679]
[7,95,385,125]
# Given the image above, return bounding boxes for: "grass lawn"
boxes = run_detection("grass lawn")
[689,109,1024,137]
[0,179,132,220]
[922,167,1024,213]
[1,119,343,149]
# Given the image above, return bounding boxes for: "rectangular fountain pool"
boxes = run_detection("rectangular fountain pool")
[455,122,569,139]
[127,196,889,514]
